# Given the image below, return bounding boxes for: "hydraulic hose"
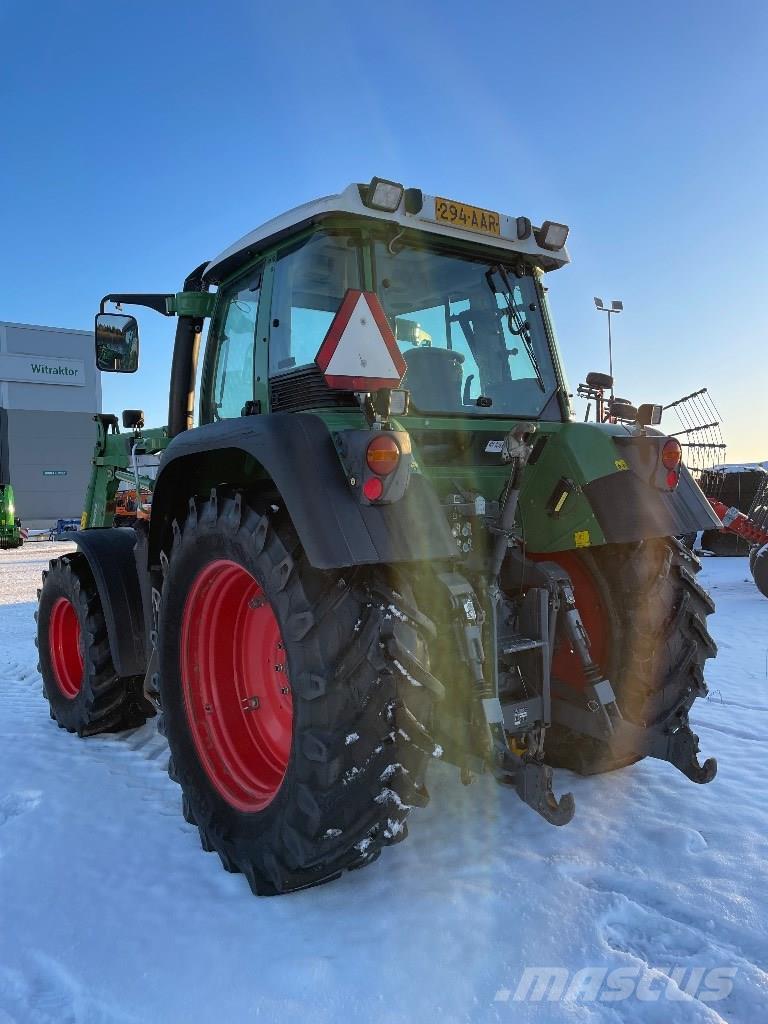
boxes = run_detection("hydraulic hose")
[490,423,537,583]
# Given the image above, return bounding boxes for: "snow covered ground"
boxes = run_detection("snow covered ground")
[1,542,766,1023]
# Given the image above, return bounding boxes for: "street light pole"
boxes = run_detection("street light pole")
[593,297,623,399]
[607,310,614,381]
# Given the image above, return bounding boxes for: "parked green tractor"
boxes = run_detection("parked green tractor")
[36,178,722,895]
[80,409,169,530]
[0,483,23,550]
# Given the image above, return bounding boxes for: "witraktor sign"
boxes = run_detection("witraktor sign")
[0,352,85,387]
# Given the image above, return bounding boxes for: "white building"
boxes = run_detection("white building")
[0,321,101,527]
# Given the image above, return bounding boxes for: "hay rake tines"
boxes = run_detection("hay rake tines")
[747,475,768,537]
[663,387,726,497]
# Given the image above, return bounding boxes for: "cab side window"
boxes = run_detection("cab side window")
[210,268,262,419]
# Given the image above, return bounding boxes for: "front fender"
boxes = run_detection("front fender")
[71,527,147,677]
[148,413,457,569]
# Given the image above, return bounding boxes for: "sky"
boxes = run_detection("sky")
[1,0,766,460]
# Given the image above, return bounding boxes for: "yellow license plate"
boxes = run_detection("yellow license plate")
[434,197,500,236]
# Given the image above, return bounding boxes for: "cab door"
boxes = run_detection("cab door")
[200,264,268,423]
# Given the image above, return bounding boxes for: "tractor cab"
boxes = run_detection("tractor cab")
[203,221,565,423]
[195,180,571,429]
[96,178,573,434]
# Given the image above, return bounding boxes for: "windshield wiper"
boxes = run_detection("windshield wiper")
[487,265,546,392]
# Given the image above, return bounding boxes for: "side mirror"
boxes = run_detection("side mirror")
[636,403,663,427]
[95,313,140,373]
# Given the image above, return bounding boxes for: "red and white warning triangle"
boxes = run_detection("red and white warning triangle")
[315,289,406,391]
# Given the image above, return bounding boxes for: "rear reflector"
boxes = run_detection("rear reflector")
[661,438,683,471]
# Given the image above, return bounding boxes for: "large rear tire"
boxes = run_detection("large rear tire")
[36,553,151,735]
[158,490,438,895]
[543,538,717,774]
[752,542,768,599]
[701,529,749,557]
[749,544,759,574]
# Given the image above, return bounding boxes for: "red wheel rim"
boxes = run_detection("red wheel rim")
[180,560,293,813]
[49,597,84,698]
[531,551,610,691]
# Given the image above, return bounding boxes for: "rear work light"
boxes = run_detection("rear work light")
[366,434,401,476]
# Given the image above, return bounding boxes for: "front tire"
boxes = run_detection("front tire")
[36,553,150,735]
[159,491,437,895]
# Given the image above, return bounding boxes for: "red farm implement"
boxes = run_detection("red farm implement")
[665,387,768,595]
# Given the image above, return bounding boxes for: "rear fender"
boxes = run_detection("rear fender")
[518,422,722,551]
[148,413,456,570]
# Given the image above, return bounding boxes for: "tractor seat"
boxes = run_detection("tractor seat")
[402,347,465,412]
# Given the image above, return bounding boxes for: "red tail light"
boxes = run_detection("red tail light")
[366,435,400,476]
[363,476,384,501]
[661,438,682,471]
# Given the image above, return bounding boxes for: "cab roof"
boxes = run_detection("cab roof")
[203,182,570,285]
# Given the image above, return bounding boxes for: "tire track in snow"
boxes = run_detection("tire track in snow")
[72,721,189,821]
[0,952,141,1024]
[0,792,41,828]
[694,719,763,743]
[560,867,768,1020]
[2,651,182,824]
[0,660,39,686]
[715,699,768,714]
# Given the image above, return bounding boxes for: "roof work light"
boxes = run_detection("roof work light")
[535,221,569,251]
[363,177,404,212]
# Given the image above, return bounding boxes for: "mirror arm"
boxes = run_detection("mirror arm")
[99,293,175,316]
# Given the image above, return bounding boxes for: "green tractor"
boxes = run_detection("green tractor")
[81,409,169,531]
[36,178,722,895]
[0,483,23,550]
